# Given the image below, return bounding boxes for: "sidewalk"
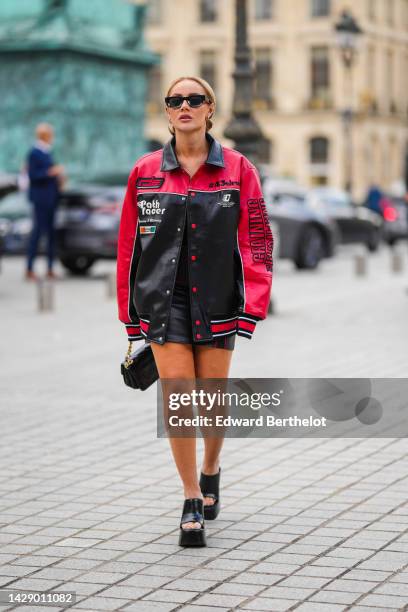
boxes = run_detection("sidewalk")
[0,249,407,611]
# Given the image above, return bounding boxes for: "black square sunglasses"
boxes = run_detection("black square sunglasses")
[165,94,210,109]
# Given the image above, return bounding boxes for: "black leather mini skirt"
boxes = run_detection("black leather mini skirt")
[147,283,235,350]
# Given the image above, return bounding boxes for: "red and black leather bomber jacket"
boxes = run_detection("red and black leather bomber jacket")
[116,133,273,345]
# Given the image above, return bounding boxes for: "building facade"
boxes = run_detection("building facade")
[142,0,408,199]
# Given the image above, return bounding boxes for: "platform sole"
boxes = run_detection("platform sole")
[178,527,207,547]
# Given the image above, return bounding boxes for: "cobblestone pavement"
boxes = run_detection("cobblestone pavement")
[0,246,407,612]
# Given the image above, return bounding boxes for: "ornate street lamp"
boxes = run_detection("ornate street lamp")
[224,0,264,165]
[334,10,363,194]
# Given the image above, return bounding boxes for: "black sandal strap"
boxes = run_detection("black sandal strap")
[200,468,221,499]
[180,498,204,527]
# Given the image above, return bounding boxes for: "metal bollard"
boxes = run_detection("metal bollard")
[106,271,116,298]
[354,249,367,276]
[37,279,55,312]
[391,247,404,273]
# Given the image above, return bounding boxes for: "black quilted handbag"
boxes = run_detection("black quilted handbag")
[121,341,159,391]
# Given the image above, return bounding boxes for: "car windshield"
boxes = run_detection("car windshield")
[311,191,349,208]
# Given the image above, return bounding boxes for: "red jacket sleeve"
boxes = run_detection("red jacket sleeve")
[116,167,143,341]
[236,158,273,339]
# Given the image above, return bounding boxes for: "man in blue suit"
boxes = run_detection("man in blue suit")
[26,123,66,280]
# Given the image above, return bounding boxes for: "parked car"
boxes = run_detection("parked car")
[0,190,34,254]
[261,176,338,270]
[308,187,383,252]
[55,184,125,274]
[363,193,408,246]
[0,185,125,274]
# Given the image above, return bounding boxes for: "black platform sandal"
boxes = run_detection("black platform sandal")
[200,467,221,520]
[179,498,207,547]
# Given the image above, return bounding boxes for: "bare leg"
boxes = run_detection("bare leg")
[150,341,201,529]
[194,345,233,505]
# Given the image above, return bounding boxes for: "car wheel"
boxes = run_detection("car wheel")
[367,230,381,252]
[60,255,96,275]
[295,225,324,270]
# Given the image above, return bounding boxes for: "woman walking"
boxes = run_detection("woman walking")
[116,76,273,547]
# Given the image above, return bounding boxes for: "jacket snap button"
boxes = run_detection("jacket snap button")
[166,289,170,294]
[171,258,176,263]
[195,320,201,325]
[191,255,196,261]
[161,323,165,327]
[177,227,181,231]
[191,223,197,229]
[192,286,197,293]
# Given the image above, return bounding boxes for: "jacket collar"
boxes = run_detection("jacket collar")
[161,132,225,171]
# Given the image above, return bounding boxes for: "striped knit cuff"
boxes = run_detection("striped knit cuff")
[236,313,262,339]
[125,323,143,341]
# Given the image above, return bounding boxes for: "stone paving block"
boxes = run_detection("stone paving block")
[3,577,64,591]
[73,571,129,584]
[189,592,248,608]
[357,551,407,572]
[295,603,346,611]
[341,568,391,581]
[241,597,294,610]
[325,578,378,593]
[373,581,408,597]
[260,585,316,600]
[22,567,82,581]
[211,581,265,597]
[356,592,408,608]
[122,602,178,612]
[275,575,331,589]
[73,595,134,610]
[50,558,102,571]
[309,589,361,604]
[56,580,107,596]
[143,588,198,604]
[230,572,284,586]
[247,561,300,575]
[161,578,218,592]
[138,565,186,578]
[97,584,152,599]
[390,571,408,583]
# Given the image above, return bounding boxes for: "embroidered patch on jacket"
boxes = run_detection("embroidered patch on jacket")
[140,225,157,234]
[217,193,235,207]
[136,177,164,189]
[247,198,273,272]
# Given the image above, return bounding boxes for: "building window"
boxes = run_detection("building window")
[146,56,163,113]
[310,136,330,185]
[254,0,274,20]
[367,0,376,20]
[199,50,217,90]
[146,0,162,25]
[311,0,331,17]
[200,0,217,22]
[310,137,329,163]
[253,48,274,109]
[310,46,330,104]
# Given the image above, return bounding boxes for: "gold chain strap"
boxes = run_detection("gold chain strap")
[124,341,134,369]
